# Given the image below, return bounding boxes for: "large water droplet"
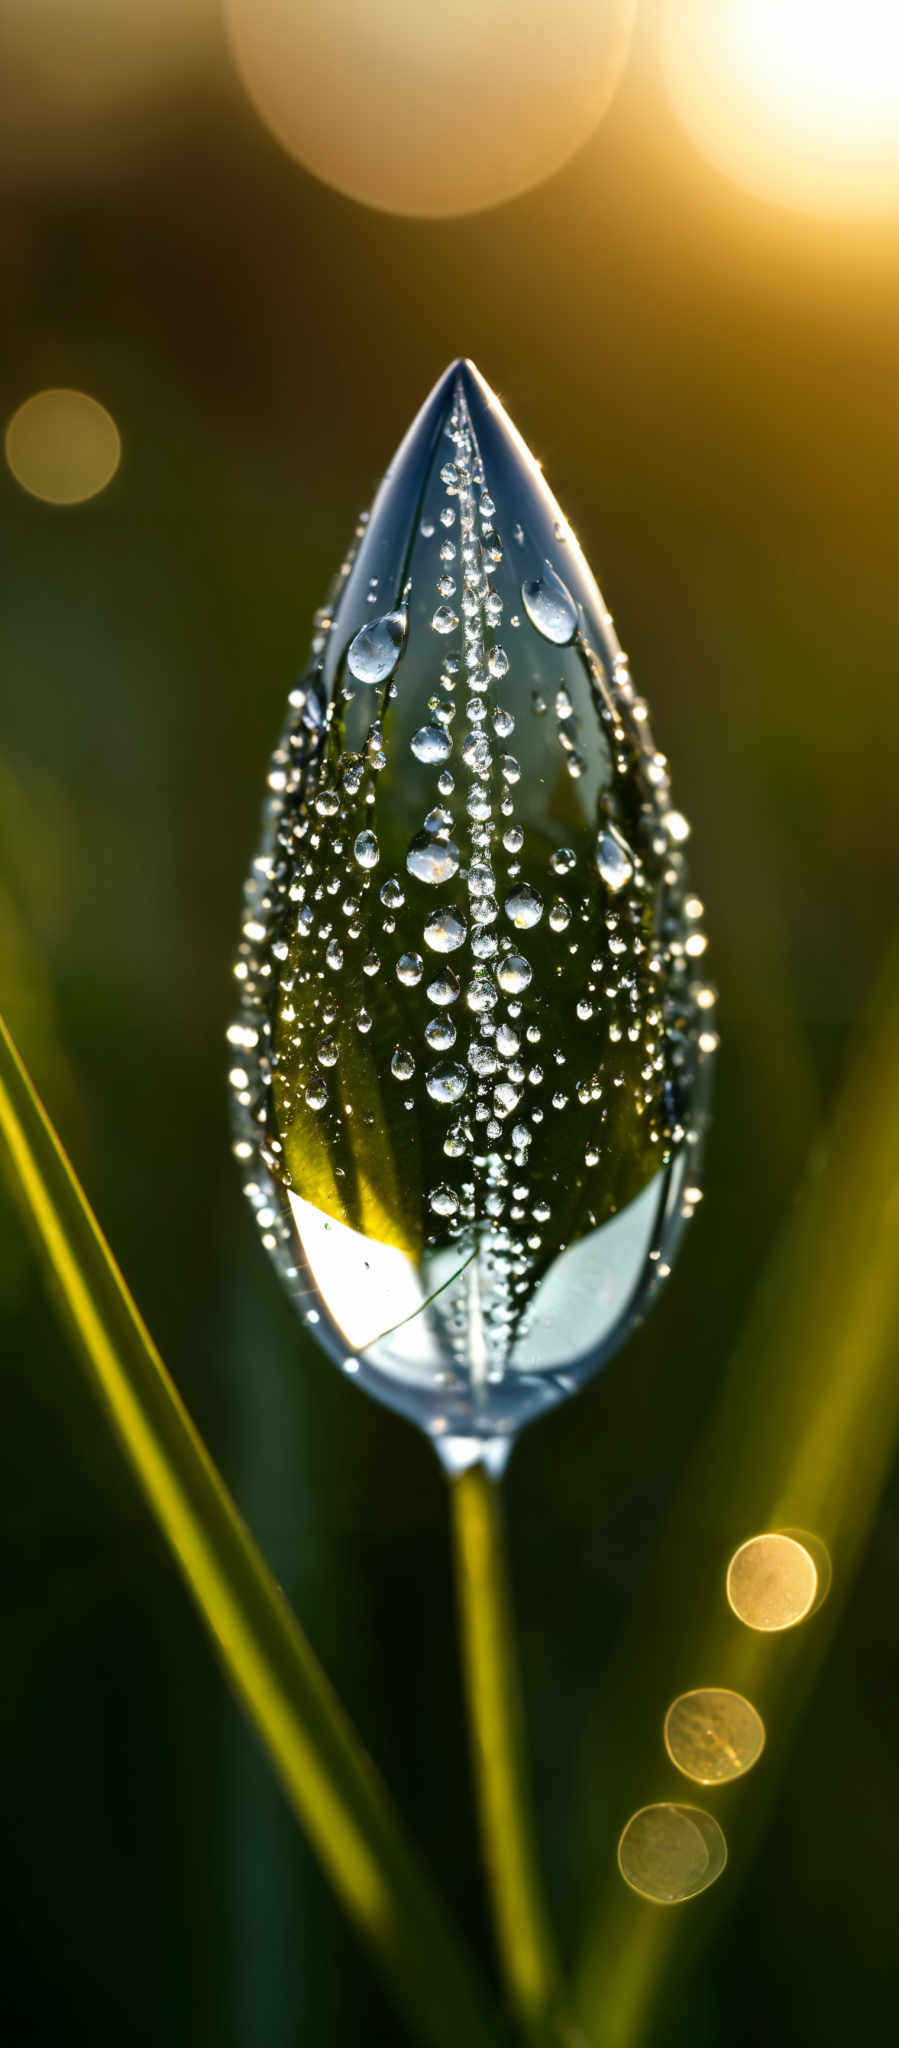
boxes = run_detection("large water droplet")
[521,563,578,645]
[411,724,452,764]
[596,824,635,893]
[504,884,544,929]
[406,833,461,885]
[426,1062,468,1104]
[497,953,533,995]
[231,358,714,1467]
[431,604,458,636]
[353,828,379,869]
[424,907,467,952]
[427,971,460,1006]
[346,608,407,684]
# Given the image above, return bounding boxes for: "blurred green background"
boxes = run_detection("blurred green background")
[2,7,899,2046]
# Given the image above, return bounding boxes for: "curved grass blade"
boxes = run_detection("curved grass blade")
[0,1014,500,2048]
[573,935,899,2046]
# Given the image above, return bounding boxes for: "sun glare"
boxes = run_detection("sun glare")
[663,0,899,215]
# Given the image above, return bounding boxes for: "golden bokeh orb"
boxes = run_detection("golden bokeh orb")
[226,0,637,218]
[5,390,121,506]
[726,1532,819,1632]
[617,1802,727,1904]
[664,1688,766,1785]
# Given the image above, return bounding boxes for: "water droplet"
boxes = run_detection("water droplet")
[521,564,578,645]
[469,1043,498,1078]
[424,907,467,953]
[346,609,406,684]
[411,724,452,764]
[504,884,544,929]
[467,974,498,1013]
[425,1016,457,1051]
[396,952,423,985]
[497,954,532,994]
[353,828,379,868]
[391,1047,415,1080]
[305,1075,328,1111]
[426,1063,468,1104]
[427,971,460,1006]
[596,826,635,893]
[430,1185,460,1217]
[431,604,458,635]
[424,805,453,834]
[407,833,461,885]
[468,859,495,899]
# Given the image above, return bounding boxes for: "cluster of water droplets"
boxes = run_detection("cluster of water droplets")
[229,362,714,1463]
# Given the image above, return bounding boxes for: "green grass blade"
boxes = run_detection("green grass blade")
[451,1465,567,2046]
[0,1013,501,2048]
[573,936,899,2047]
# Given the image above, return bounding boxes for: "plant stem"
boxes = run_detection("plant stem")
[451,1461,566,2046]
[0,1015,502,2048]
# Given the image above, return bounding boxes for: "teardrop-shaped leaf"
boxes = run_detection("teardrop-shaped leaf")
[0,1014,500,2048]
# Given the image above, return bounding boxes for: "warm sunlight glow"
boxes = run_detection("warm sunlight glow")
[5,390,121,505]
[663,0,899,215]
[617,1804,727,1904]
[226,1,636,218]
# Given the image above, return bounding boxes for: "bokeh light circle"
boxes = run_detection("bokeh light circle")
[5,390,121,505]
[617,1802,727,1904]
[226,0,637,218]
[664,1688,765,1785]
[662,0,899,217]
[726,1532,818,1632]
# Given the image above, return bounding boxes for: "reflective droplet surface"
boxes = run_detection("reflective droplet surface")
[411,723,452,764]
[504,884,544,929]
[424,906,467,952]
[346,608,407,684]
[596,825,635,893]
[230,359,714,1467]
[406,833,461,885]
[353,828,379,869]
[521,563,579,645]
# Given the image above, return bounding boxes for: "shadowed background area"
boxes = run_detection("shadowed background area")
[2,5,899,2045]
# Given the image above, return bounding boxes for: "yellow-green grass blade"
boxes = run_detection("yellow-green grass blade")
[0,1013,500,2048]
[451,1464,566,2046]
[573,937,899,2047]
